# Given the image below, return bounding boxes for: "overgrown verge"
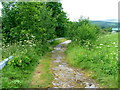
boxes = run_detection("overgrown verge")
[2,38,66,88]
[65,33,118,88]
[30,52,53,88]
[1,1,68,88]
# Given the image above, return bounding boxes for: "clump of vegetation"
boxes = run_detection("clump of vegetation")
[65,17,118,88]
[65,17,101,46]
[1,2,68,88]
[2,38,66,88]
[1,1,118,88]
[66,33,118,88]
[2,40,49,88]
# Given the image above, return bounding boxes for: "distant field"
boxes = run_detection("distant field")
[66,33,118,88]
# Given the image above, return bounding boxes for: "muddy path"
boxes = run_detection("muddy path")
[51,40,100,88]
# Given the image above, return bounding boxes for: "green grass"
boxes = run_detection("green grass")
[30,52,54,88]
[2,38,67,88]
[2,42,44,88]
[65,33,118,88]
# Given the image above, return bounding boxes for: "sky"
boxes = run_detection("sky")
[61,0,119,21]
[0,0,119,21]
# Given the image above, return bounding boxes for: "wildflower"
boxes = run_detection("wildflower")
[100,44,103,45]
[112,42,116,44]
[31,35,35,38]
[26,40,29,43]
[116,57,118,60]
[33,44,36,46]
[107,45,110,47]
[110,53,113,55]
[19,60,22,63]
[115,46,118,47]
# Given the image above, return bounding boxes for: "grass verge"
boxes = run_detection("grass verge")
[2,38,67,88]
[65,33,118,88]
[30,52,53,88]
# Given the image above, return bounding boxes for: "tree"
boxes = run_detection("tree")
[65,18,99,45]
[2,2,56,44]
[46,2,68,37]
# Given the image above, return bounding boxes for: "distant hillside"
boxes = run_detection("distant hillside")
[90,20,118,28]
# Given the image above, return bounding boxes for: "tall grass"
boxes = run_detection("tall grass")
[2,40,48,88]
[2,38,66,88]
[66,33,118,88]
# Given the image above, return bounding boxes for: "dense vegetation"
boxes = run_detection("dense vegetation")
[65,18,101,45]
[1,1,118,88]
[66,33,118,88]
[65,18,118,87]
[1,2,68,88]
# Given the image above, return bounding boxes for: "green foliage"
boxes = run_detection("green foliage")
[2,63,34,88]
[2,38,67,88]
[46,2,68,37]
[2,1,117,88]
[3,42,42,69]
[65,18,100,45]
[66,33,118,88]
[101,27,112,34]
[2,2,68,88]
[2,2,57,44]
[2,45,40,88]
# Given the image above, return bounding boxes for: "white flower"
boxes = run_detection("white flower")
[112,42,116,44]
[33,44,36,46]
[100,44,103,45]
[107,45,110,47]
[115,46,118,47]
[31,35,35,38]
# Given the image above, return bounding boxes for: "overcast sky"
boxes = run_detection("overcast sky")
[61,0,119,21]
[0,0,119,21]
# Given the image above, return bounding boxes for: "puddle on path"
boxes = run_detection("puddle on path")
[51,40,99,88]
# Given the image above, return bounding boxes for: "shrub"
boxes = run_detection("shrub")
[66,18,99,45]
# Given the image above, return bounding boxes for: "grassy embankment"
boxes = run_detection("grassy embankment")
[65,33,118,88]
[2,38,66,88]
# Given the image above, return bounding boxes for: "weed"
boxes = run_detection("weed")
[66,33,118,88]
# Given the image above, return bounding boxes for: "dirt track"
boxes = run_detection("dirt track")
[51,40,99,88]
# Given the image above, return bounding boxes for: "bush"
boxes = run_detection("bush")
[66,18,99,45]
[75,24,98,45]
